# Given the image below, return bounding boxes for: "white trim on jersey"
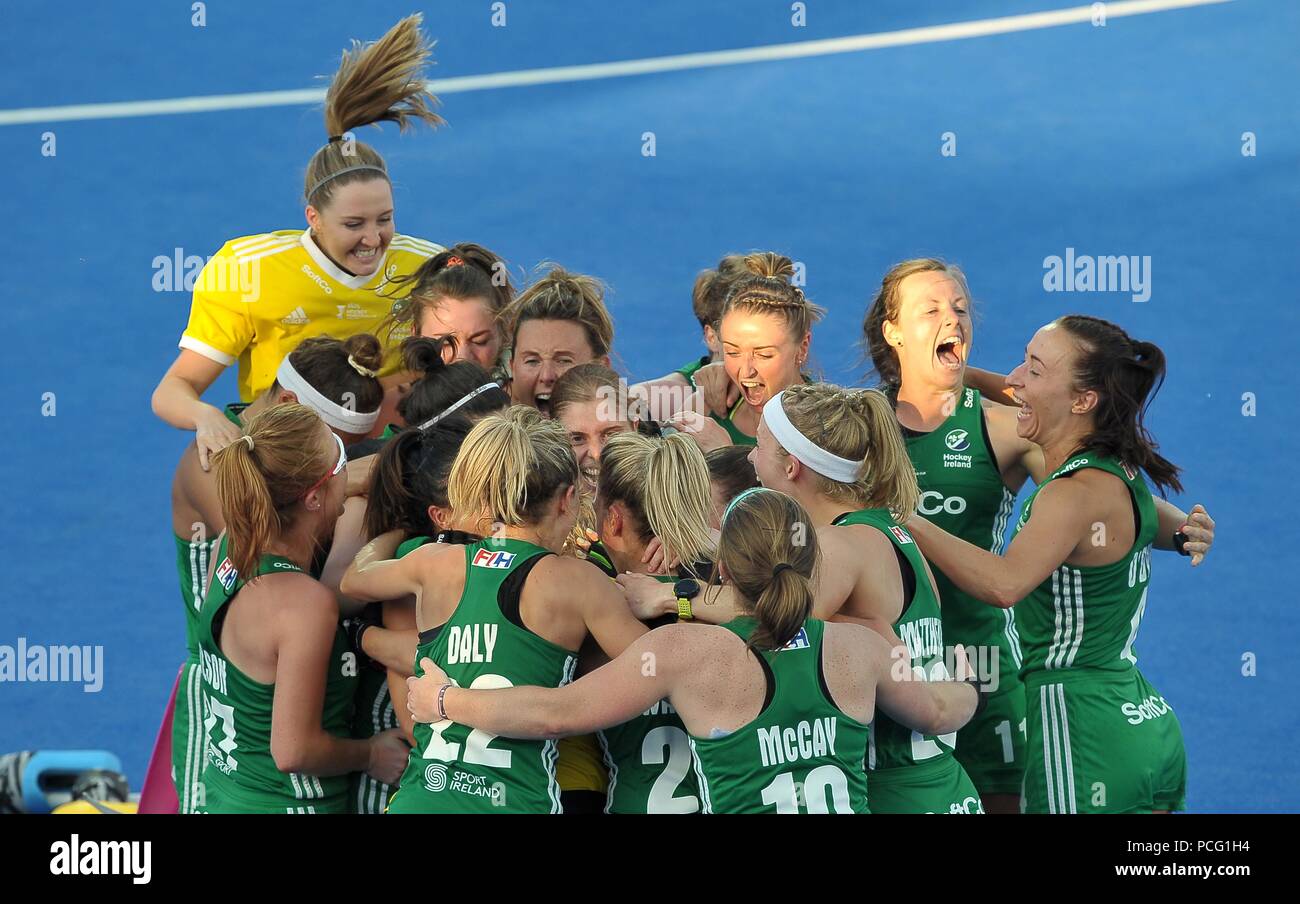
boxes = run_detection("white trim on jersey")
[543,739,562,814]
[390,235,444,257]
[238,238,299,265]
[990,487,1015,554]
[686,738,713,814]
[540,654,578,814]
[230,233,297,261]
[229,233,272,252]
[1047,566,1085,670]
[179,335,236,366]
[181,662,202,814]
[298,230,387,291]
[1063,570,1085,668]
[1004,608,1024,670]
[596,731,618,815]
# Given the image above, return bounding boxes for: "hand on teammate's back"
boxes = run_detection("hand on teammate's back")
[615,572,676,620]
[407,657,451,724]
[194,404,244,471]
[367,729,411,785]
[1181,504,1215,567]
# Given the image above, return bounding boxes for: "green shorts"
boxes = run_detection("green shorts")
[1023,668,1186,814]
[952,681,1027,798]
[172,658,204,814]
[194,778,349,814]
[349,667,399,814]
[868,754,985,814]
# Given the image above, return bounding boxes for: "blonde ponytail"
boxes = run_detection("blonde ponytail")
[779,383,919,522]
[600,432,715,575]
[716,489,818,651]
[212,404,331,579]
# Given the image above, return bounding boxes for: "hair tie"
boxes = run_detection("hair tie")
[327,134,345,143]
[240,435,255,452]
[445,256,466,268]
[347,355,378,378]
[772,563,794,580]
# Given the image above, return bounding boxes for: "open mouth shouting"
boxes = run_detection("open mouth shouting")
[534,392,552,417]
[935,333,965,372]
[738,379,768,406]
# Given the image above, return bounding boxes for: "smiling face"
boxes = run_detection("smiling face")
[1006,323,1094,447]
[557,398,635,489]
[418,296,503,371]
[719,310,808,411]
[510,319,604,416]
[882,271,972,393]
[305,178,395,277]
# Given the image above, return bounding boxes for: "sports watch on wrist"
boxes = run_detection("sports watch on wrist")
[673,578,700,620]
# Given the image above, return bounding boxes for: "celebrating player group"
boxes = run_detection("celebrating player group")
[153,16,1215,815]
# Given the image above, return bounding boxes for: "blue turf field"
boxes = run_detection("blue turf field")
[1,0,1296,811]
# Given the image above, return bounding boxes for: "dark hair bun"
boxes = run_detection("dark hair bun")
[342,333,384,373]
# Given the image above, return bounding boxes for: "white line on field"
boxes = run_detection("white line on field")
[0,0,1232,127]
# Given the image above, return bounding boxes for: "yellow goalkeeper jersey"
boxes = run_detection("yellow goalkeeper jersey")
[178,230,443,401]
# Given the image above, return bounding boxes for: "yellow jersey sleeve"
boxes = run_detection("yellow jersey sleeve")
[178,240,259,366]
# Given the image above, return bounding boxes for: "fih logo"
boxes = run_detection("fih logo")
[473,549,516,569]
[945,429,970,452]
[424,763,449,793]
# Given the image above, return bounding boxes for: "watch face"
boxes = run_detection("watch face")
[673,578,700,599]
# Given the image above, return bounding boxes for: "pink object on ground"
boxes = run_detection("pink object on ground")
[136,665,182,814]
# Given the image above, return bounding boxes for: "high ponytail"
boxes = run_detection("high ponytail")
[778,382,919,521]
[212,404,331,579]
[304,15,444,209]
[716,489,818,652]
[1055,315,1183,495]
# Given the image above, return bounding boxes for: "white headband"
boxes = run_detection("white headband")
[275,354,380,434]
[763,390,865,483]
[418,382,502,430]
